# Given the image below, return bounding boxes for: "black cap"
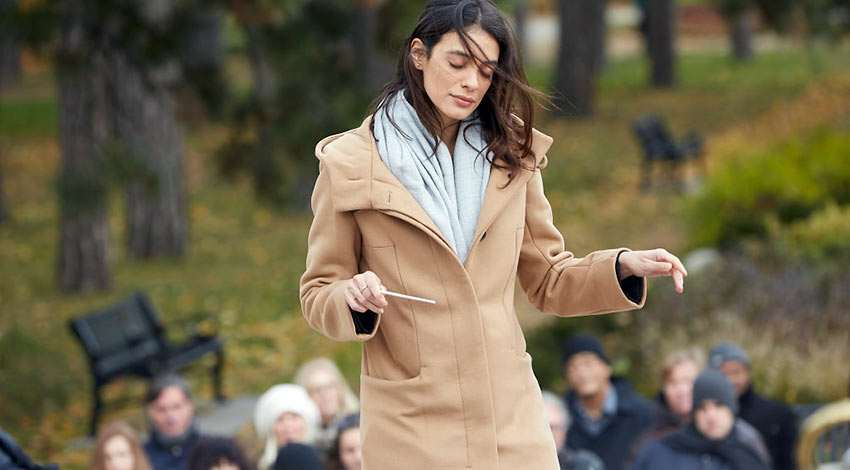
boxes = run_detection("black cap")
[273,443,323,470]
[693,369,738,414]
[561,334,610,366]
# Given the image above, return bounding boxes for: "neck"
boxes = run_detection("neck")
[439,118,461,156]
[579,382,611,420]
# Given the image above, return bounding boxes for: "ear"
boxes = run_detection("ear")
[410,38,426,70]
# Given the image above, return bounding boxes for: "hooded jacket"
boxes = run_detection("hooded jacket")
[300,116,646,470]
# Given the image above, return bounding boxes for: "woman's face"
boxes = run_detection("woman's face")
[103,435,135,470]
[662,360,699,418]
[307,370,342,424]
[273,412,307,446]
[339,427,362,470]
[411,28,499,128]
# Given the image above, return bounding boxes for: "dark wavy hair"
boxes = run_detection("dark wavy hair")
[370,0,545,185]
[324,413,360,470]
[188,437,254,470]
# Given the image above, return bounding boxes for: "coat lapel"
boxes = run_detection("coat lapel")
[319,116,554,264]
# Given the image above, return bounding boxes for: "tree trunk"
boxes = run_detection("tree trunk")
[111,0,187,259]
[111,53,187,258]
[554,0,601,116]
[731,10,755,61]
[0,0,21,90]
[56,1,112,292]
[648,0,677,87]
[588,0,607,74]
[514,0,528,61]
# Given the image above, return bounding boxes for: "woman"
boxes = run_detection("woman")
[253,384,321,470]
[294,358,359,459]
[324,414,361,470]
[92,421,151,470]
[299,1,687,468]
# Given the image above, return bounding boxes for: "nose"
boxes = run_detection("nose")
[461,69,479,91]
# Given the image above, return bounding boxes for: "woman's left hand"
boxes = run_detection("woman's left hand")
[618,248,688,294]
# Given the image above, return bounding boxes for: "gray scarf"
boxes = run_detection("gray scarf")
[374,91,491,263]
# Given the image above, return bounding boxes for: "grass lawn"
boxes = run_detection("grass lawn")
[1,42,849,465]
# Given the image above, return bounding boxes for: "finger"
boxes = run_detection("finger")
[345,290,367,312]
[673,269,684,293]
[365,278,387,307]
[665,253,688,277]
[646,261,673,277]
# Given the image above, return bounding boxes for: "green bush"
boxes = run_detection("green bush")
[687,126,850,249]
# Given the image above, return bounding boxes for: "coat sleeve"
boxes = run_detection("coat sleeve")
[299,166,381,342]
[517,169,646,316]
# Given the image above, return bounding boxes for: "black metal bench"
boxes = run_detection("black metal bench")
[632,115,704,190]
[69,292,225,436]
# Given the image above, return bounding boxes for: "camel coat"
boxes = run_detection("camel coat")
[300,116,646,470]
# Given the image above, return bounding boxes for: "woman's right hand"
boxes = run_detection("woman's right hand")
[345,271,388,314]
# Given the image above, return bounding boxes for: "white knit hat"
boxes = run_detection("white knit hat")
[254,384,321,470]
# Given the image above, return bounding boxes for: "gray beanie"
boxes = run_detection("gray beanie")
[708,341,750,369]
[693,369,738,414]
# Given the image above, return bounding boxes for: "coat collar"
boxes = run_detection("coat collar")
[315,115,553,260]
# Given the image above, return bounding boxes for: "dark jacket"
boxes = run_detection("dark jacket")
[565,378,655,470]
[738,385,798,470]
[630,421,771,470]
[144,429,201,470]
[559,448,606,470]
[626,392,687,466]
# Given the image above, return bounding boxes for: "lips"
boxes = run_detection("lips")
[451,94,475,107]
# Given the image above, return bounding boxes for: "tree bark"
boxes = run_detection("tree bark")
[112,0,187,259]
[514,0,528,61]
[0,0,21,90]
[554,0,601,116]
[648,0,677,87]
[731,10,755,61]
[56,0,112,292]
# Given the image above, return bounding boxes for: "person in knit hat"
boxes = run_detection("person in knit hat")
[271,443,322,470]
[630,369,772,470]
[709,341,799,470]
[561,334,653,470]
[253,384,321,470]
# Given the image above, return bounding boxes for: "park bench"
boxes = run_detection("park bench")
[631,115,704,190]
[69,292,225,436]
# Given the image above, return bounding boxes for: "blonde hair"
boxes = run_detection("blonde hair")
[294,358,360,418]
[92,421,151,470]
[660,347,705,384]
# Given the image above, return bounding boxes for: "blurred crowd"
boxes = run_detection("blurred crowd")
[2,338,849,470]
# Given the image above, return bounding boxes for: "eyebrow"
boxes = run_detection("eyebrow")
[447,49,497,66]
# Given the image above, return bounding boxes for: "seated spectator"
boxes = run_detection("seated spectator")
[562,334,654,470]
[710,341,798,470]
[0,427,57,470]
[630,369,771,470]
[93,421,152,470]
[253,384,320,470]
[188,437,253,470]
[272,444,322,470]
[144,374,206,470]
[627,347,704,464]
[324,413,361,470]
[542,391,605,470]
[294,359,359,459]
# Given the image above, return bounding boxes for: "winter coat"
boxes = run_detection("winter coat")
[738,386,799,470]
[144,430,201,470]
[565,378,655,470]
[300,116,646,470]
[629,421,772,470]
